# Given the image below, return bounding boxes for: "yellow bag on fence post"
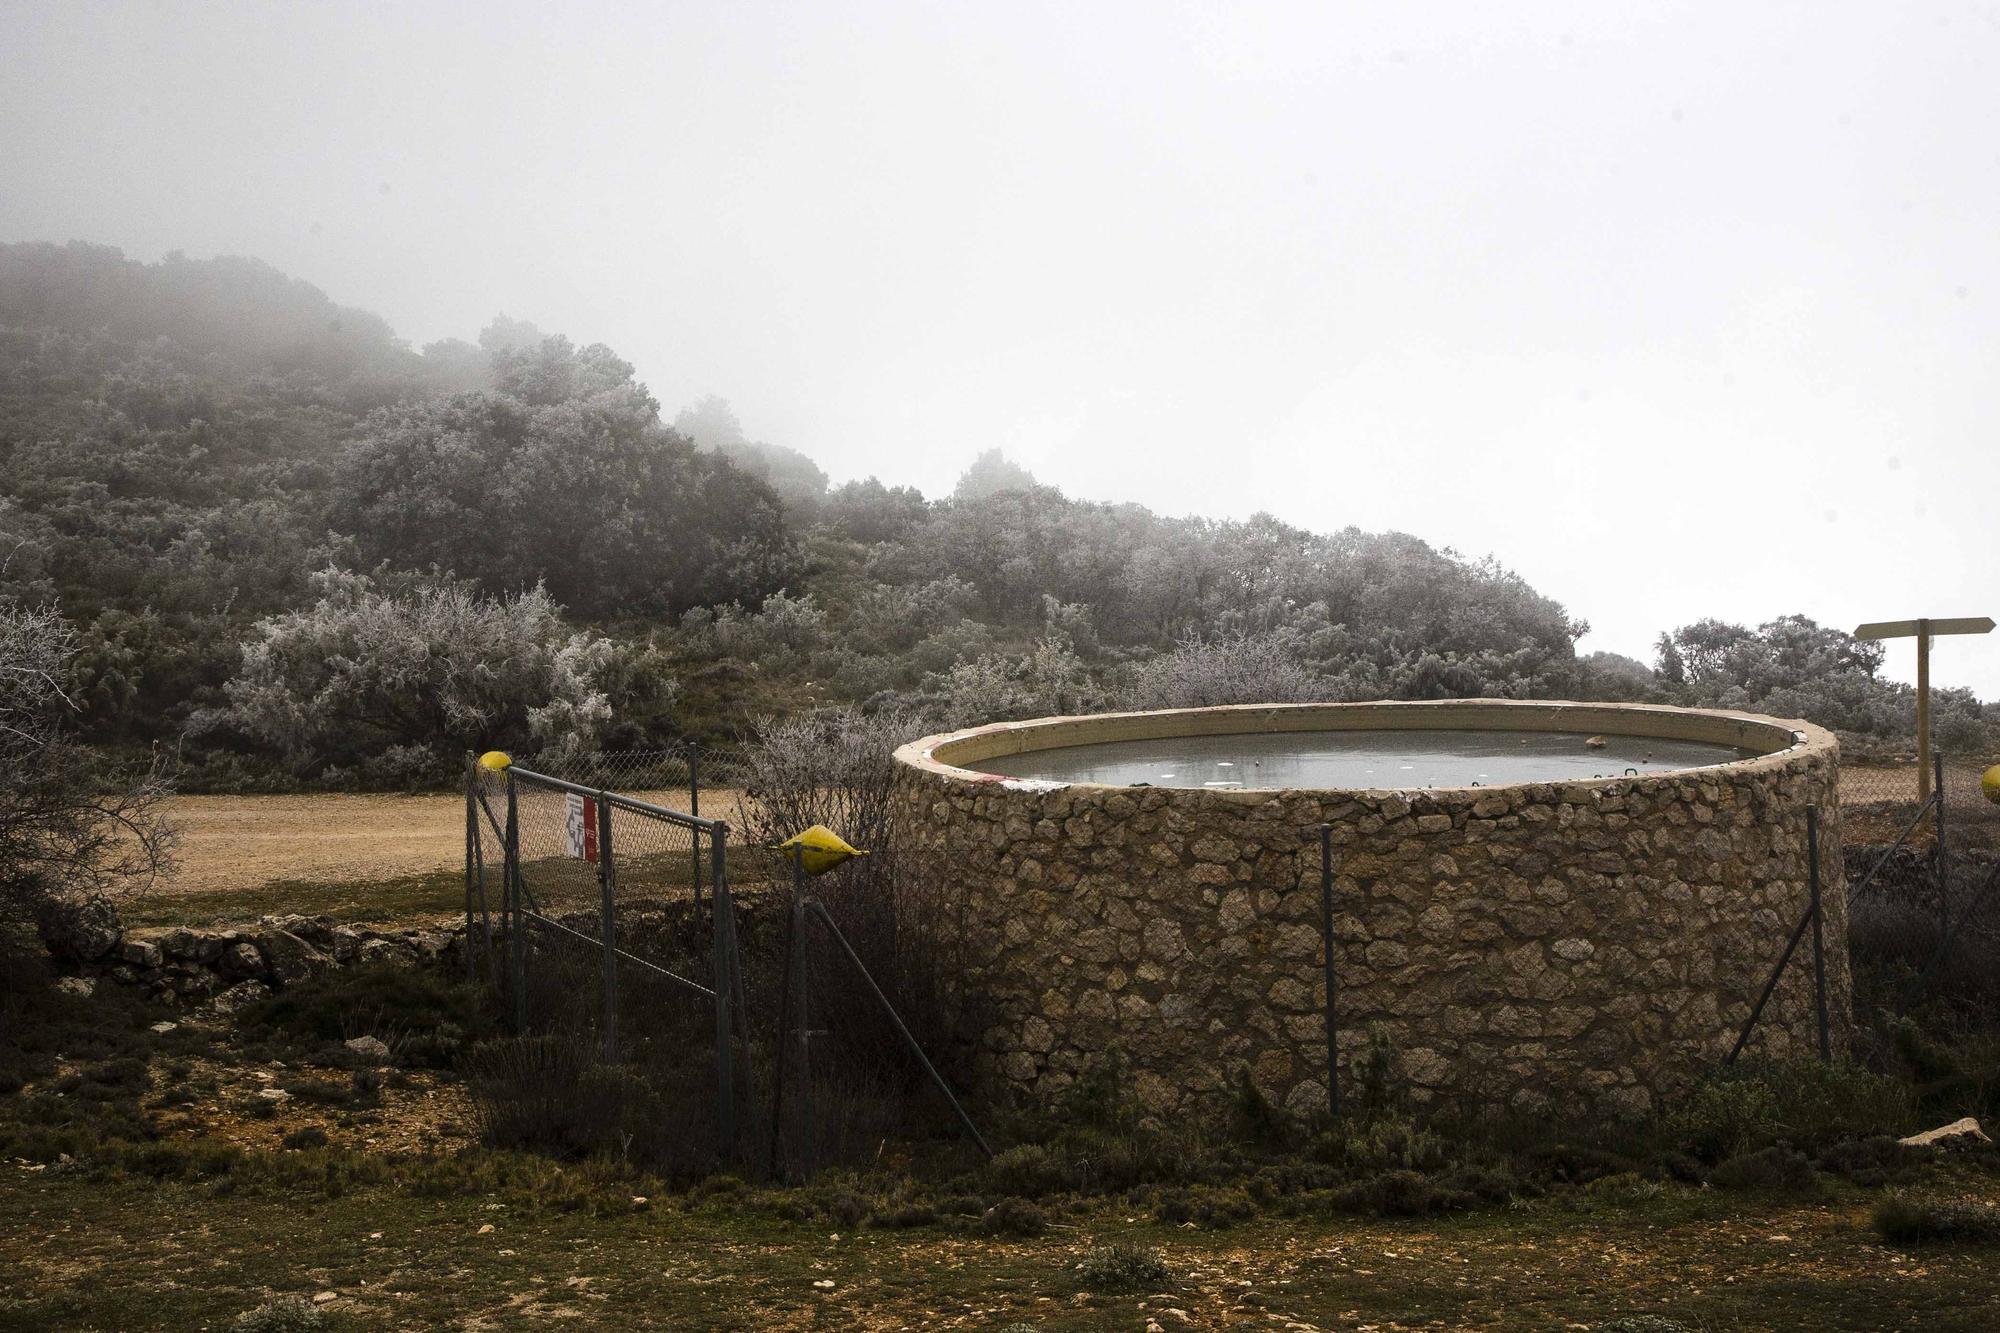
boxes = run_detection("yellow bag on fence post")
[770,825,869,877]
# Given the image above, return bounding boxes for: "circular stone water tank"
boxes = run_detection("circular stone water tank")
[890,700,1847,1120]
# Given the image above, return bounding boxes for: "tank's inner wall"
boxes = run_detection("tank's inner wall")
[927,699,1799,774]
[891,701,1847,1119]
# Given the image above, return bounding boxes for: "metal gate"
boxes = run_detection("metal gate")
[465,755,747,1160]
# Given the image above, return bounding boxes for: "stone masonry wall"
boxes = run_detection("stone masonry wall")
[52,912,467,1015]
[892,705,1847,1122]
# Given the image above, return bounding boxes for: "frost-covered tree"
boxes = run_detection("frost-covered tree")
[1,603,173,970]
[335,337,797,617]
[204,567,617,783]
[951,448,1040,502]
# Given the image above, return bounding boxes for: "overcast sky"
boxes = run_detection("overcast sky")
[4,1,1996,695]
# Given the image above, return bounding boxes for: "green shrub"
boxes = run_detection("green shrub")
[239,963,488,1068]
[1873,1194,2000,1244]
[1075,1242,1171,1294]
[1434,1162,1522,1204]
[981,1196,1048,1237]
[1814,1136,1924,1187]
[1890,1020,2000,1120]
[117,1138,243,1181]
[233,1295,325,1331]
[1520,1142,1637,1187]
[1154,1184,1257,1228]
[1891,1018,1964,1084]
[1353,1028,1402,1114]
[460,1032,656,1160]
[1318,1115,1448,1174]
[1057,1052,1137,1132]
[1666,1061,1912,1162]
[1663,1074,1777,1162]
[986,1143,1067,1197]
[278,1074,375,1110]
[1595,1318,1697,1333]
[281,1127,330,1151]
[1230,1067,1284,1146]
[824,1189,867,1228]
[1710,1145,1817,1193]
[690,1172,745,1200]
[1333,1169,1453,1217]
[55,1056,152,1102]
[868,1201,938,1228]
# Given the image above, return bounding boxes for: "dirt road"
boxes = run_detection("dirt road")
[152,761,1966,901]
[161,788,750,896]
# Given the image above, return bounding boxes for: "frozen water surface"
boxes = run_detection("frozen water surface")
[975,728,1756,790]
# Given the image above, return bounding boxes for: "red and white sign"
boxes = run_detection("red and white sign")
[564,793,599,863]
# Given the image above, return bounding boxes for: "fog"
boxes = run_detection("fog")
[4,0,1995,694]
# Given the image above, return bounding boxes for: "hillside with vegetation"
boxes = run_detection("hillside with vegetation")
[1,241,1991,787]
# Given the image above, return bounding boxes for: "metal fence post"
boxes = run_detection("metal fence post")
[791,846,815,1179]
[1933,750,1948,902]
[505,773,527,1036]
[597,794,618,1062]
[469,787,491,974]
[1318,823,1341,1121]
[1807,805,1831,1062]
[463,754,478,983]
[711,821,735,1163]
[690,747,703,915]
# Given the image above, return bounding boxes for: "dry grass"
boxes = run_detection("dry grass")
[150,788,751,913]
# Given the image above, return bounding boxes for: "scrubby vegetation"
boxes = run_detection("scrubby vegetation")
[1873,1192,2000,1244]
[5,943,2000,1328]
[5,242,1990,793]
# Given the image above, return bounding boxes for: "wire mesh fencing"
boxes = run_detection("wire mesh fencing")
[463,747,989,1180]
[1842,753,2000,1026]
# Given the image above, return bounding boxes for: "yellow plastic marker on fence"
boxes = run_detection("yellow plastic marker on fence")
[772,824,870,877]
[478,750,512,771]
[1983,765,2000,805]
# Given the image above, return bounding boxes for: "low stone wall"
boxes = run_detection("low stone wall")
[63,914,465,1014]
[892,701,1848,1121]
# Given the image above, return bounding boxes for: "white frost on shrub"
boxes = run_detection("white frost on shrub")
[206,566,614,779]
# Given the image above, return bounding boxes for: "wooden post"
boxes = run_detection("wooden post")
[1854,616,1992,809]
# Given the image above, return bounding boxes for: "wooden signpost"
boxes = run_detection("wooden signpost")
[1853,616,1995,803]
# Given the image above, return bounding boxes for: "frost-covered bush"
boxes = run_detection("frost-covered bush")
[734,705,923,857]
[203,566,614,782]
[1127,630,1327,710]
[734,704,963,1066]
[708,589,827,666]
[932,634,1093,725]
[843,577,978,655]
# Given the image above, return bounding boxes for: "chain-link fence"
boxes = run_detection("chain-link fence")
[1842,759,2000,850]
[1841,754,2000,1028]
[464,747,989,1179]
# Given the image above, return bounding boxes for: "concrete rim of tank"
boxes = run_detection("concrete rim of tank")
[894,699,1838,804]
